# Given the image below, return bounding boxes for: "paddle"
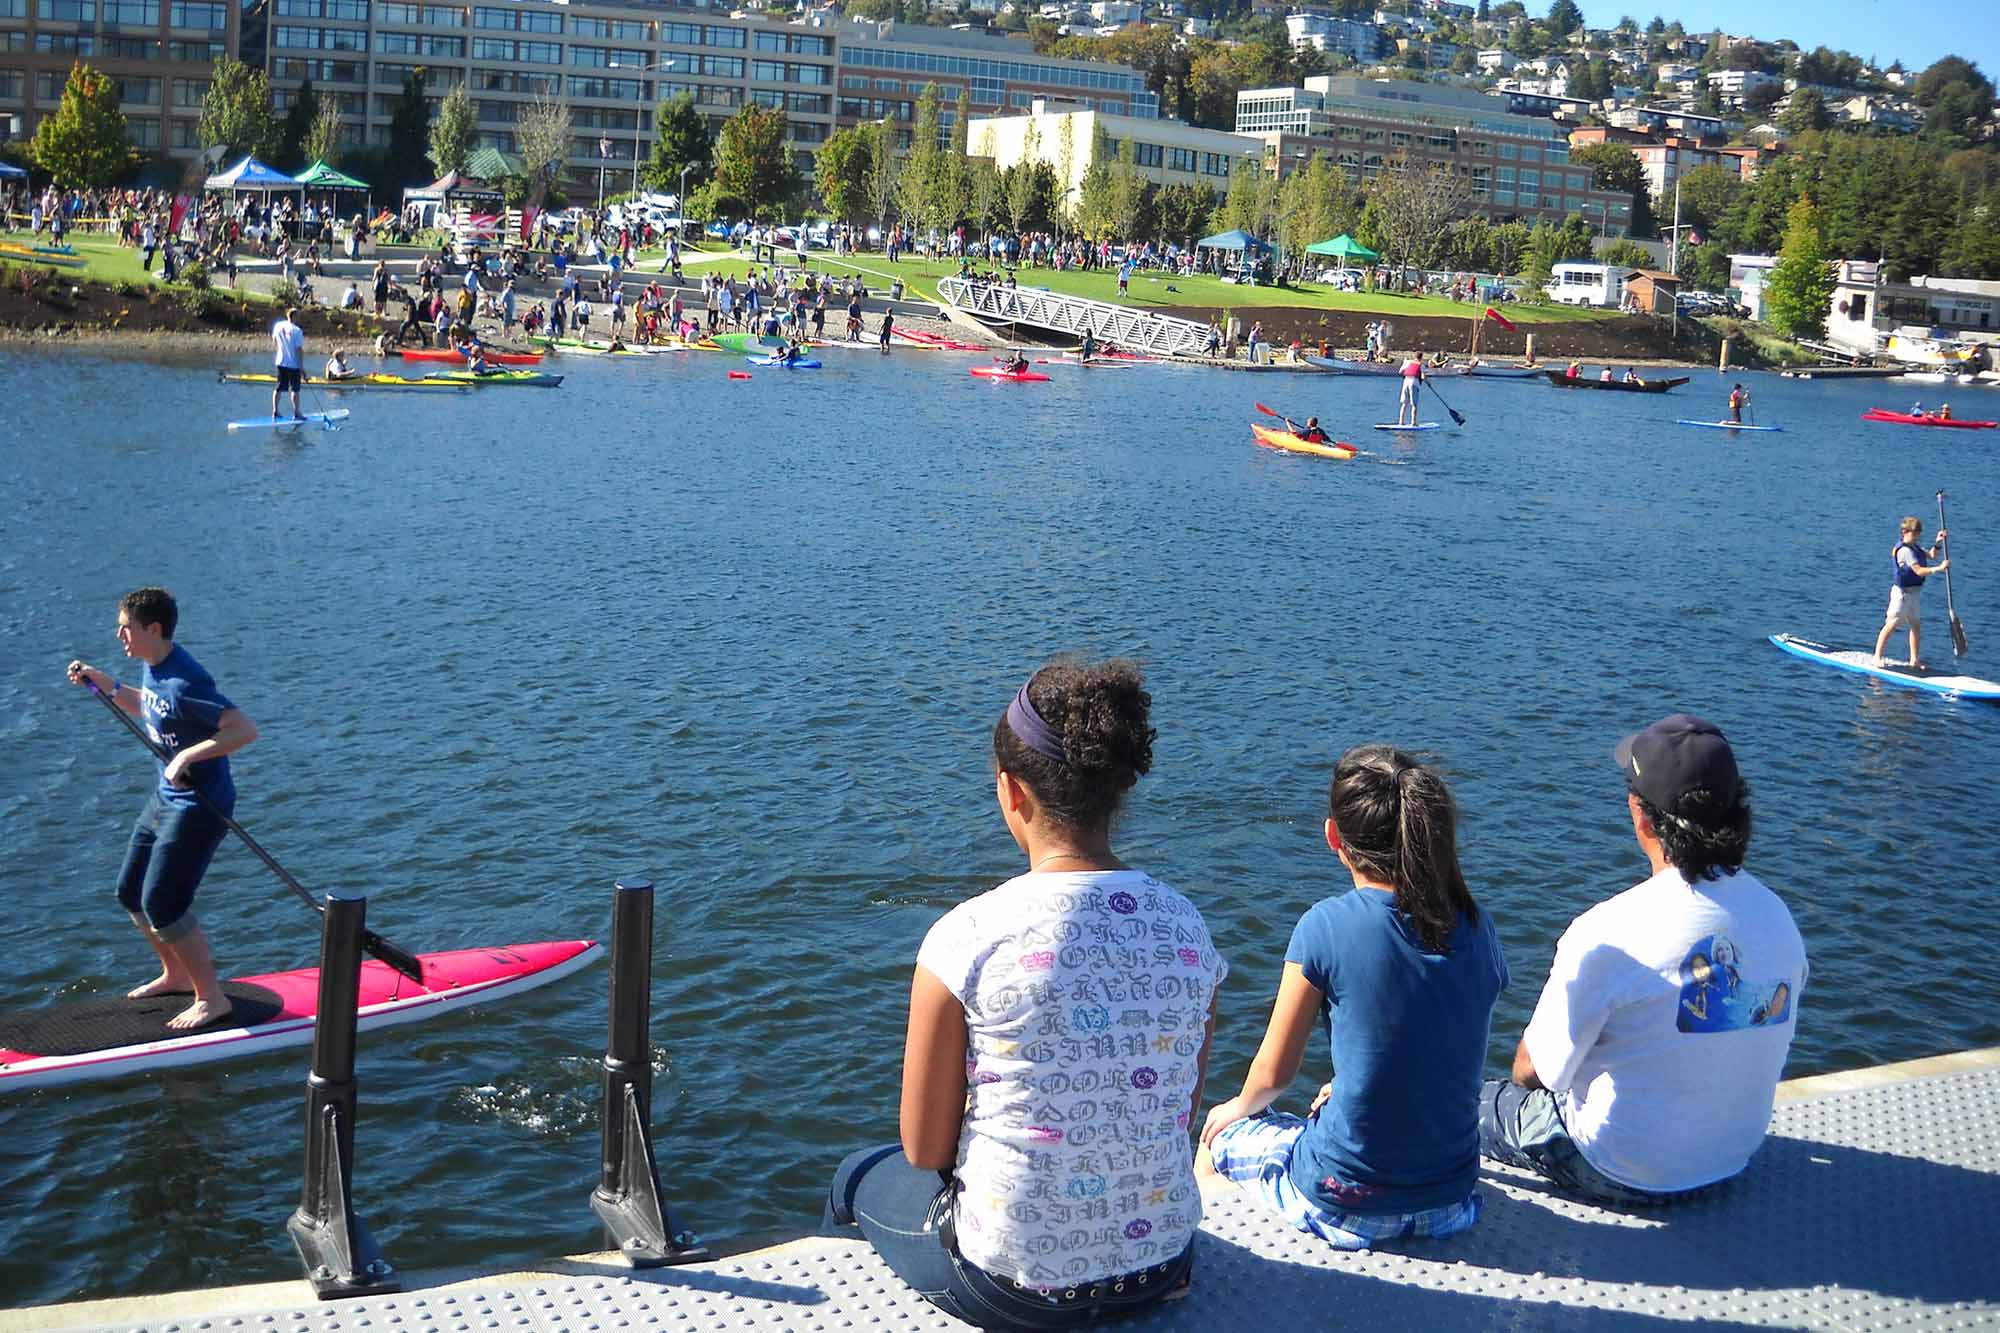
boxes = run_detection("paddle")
[1253,400,1310,433]
[83,681,425,983]
[1423,376,1467,427]
[1938,490,1969,657]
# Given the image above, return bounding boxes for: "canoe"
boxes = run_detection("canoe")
[423,369,564,387]
[1463,366,1546,379]
[745,355,820,369]
[1543,371,1690,393]
[1305,355,1470,377]
[223,372,466,389]
[1251,423,1356,460]
[399,348,543,366]
[1677,419,1783,432]
[1860,409,1996,429]
[970,366,1050,382]
[0,939,600,1093]
[1768,634,2000,701]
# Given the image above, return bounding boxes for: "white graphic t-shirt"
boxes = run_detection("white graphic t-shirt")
[916,869,1227,1288]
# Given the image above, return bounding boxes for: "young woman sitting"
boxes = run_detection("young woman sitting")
[827,659,1227,1329]
[1200,745,1507,1249]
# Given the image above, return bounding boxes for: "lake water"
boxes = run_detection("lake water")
[2,344,1996,1306]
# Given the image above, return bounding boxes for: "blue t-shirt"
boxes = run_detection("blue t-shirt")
[1285,888,1508,1216]
[139,645,237,811]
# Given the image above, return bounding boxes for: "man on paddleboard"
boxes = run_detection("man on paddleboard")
[1398,356,1425,427]
[1872,516,1949,668]
[1728,384,1748,424]
[67,587,260,1030]
[1479,714,1805,1207]
[270,306,305,421]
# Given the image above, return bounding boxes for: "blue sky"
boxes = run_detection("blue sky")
[1574,1,1997,78]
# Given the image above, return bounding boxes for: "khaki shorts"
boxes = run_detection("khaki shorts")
[1885,586,1921,630]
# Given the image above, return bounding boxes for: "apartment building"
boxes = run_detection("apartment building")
[260,0,838,190]
[969,98,1258,205]
[1237,77,1632,235]
[835,18,1156,147]
[0,0,237,163]
[1284,12,1384,64]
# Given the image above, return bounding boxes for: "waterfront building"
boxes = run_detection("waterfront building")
[0,0,238,166]
[1704,68,1780,107]
[1237,77,1633,235]
[968,98,1259,212]
[835,18,1156,147]
[258,0,837,194]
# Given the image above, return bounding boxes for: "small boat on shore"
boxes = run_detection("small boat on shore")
[1305,355,1471,376]
[1860,409,1996,429]
[1543,370,1690,393]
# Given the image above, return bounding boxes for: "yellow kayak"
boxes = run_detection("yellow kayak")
[1250,423,1357,460]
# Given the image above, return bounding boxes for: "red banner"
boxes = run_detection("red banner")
[521,204,539,242]
[169,193,190,237]
[1484,306,1517,333]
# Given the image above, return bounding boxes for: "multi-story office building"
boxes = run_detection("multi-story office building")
[1237,77,1633,235]
[0,0,237,164]
[969,99,1260,210]
[834,19,1155,148]
[260,0,838,191]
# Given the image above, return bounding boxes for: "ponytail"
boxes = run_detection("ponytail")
[1329,746,1479,954]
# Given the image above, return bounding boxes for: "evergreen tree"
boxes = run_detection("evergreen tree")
[1764,195,1835,339]
[385,68,431,187]
[278,80,318,171]
[1780,87,1828,133]
[196,56,279,163]
[31,61,130,187]
[712,102,796,219]
[427,84,475,177]
[1545,0,1582,35]
[643,92,713,195]
[897,83,945,231]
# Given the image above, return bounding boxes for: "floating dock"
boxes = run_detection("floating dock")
[9,1046,1996,1332]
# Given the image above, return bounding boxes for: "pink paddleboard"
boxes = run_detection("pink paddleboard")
[0,940,600,1093]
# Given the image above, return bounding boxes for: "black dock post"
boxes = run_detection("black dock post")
[590,878,704,1267]
[287,890,400,1300]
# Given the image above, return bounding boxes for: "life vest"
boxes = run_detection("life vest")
[1893,541,1928,589]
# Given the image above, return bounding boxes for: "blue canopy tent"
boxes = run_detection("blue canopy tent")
[0,161,28,181]
[1196,228,1273,283]
[204,154,304,193]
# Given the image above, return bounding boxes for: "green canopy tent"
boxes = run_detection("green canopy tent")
[294,159,370,192]
[1304,234,1378,261]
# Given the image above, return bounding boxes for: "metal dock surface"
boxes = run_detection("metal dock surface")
[10,1048,1998,1331]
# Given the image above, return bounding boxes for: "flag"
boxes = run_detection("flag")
[1485,306,1517,332]
[169,193,190,237]
[598,136,613,158]
[521,204,539,242]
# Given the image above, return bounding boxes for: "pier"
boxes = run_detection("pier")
[10,1047,1995,1331]
[938,277,1215,356]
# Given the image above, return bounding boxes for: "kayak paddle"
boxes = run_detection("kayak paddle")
[1424,377,1467,427]
[83,681,426,983]
[1938,490,1969,657]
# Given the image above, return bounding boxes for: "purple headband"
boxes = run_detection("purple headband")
[1006,677,1067,764]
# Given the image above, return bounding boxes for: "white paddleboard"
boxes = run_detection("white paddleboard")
[1374,422,1441,432]
[227,410,351,433]
[1678,419,1782,432]
[1768,634,2000,701]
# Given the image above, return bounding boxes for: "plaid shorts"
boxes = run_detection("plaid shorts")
[1209,1112,1482,1251]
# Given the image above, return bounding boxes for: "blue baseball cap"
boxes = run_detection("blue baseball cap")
[1614,713,1742,817]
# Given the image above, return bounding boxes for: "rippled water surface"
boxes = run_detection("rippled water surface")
[2,344,1996,1305]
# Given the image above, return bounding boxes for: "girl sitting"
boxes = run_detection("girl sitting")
[1201,745,1507,1249]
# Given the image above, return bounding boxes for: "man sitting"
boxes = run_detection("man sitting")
[1480,714,1807,1207]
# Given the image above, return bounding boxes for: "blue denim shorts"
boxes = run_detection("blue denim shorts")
[116,792,228,939]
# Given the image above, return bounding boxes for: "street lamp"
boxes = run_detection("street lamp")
[606,58,679,199]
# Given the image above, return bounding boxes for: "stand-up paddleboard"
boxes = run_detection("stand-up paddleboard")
[227,410,350,433]
[0,939,600,1093]
[1768,634,2000,701]
[1678,420,1783,432]
[1374,422,1441,432]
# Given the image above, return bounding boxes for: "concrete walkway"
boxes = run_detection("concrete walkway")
[10,1048,1998,1331]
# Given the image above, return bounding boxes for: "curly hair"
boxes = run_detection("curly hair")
[992,657,1156,833]
[1329,745,1479,954]
[1632,780,1753,882]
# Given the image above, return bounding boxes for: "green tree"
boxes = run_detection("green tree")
[1912,56,1995,145]
[867,120,901,235]
[942,86,973,229]
[302,96,343,168]
[897,83,946,230]
[1571,141,1657,236]
[385,68,431,188]
[31,61,130,187]
[1222,157,1278,237]
[427,83,475,177]
[1073,133,1119,241]
[197,56,279,163]
[815,122,874,225]
[278,80,318,170]
[1109,134,1147,240]
[1278,152,1358,270]
[1489,219,1531,274]
[513,93,571,208]
[712,102,796,219]
[1780,87,1828,133]
[1742,81,1782,119]
[1939,186,2000,278]
[1595,237,1653,267]
[1003,118,1042,233]
[642,92,713,195]
[1153,180,1217,245]
[1764,194,1835,338]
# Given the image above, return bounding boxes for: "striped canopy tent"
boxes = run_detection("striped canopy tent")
[1304,233,1378,261]
[203,155,302,195]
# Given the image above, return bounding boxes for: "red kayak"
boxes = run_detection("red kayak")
[1861,409,1996,430]
[970,366,1050,382]
[400,348,544,366]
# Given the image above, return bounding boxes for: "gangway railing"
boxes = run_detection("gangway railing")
[936,277,1213,356]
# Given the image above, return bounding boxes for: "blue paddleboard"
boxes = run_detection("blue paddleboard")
[1678,419,1782,431]
[226,410,351,432]
[1768,634,2000,701]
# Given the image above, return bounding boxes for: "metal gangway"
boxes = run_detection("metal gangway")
[936,277,1213,356]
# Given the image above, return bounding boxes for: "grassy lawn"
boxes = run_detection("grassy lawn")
[771,250,1617,324]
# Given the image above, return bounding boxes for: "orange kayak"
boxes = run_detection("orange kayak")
[1251,423,1356,460]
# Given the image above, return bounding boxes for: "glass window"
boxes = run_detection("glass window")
[170,76,208,104]
[171,117,200,146]
[519,9,559,32]
[1134,142,1162,168]
[1167,147,1195,172]
[751,59,784,82]
[101,0,156,23]
[325,27,362,50]
[324,0,364,18]
[519,40,559,63]
[275,0,320,12]
[38,0,93,18]
[421,5,459,24]
[128,116,158,146]
[115,75,159,104]
[709,24,744,47]
[474,6,511,27]
[470,36,514,59]
[376,1,414,19]
[168,0,224,27]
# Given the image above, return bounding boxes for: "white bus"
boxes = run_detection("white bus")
[1545,262,1631,308]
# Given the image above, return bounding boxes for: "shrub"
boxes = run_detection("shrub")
[179,286,227,320]
[268,277,304,306]
[180,261,210,291]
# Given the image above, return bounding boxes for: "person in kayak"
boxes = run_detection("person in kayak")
[1285,415,1332,443]
[825,659,1225,1328]
[1937,403,1953,421]
[1728,384,1749,423]
[1621,367,1640,384]
[324,348,356,382]
[1872,516,1950,668]
[1202,745,1506,1250]
[66,587,260,1031]
[1564,362,1582,381]
[1599,366,1615,382]
[1398,356,1425,427]
[999,348,1030,374]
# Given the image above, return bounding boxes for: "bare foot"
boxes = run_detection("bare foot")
[128,973,189,999]
[165,997,234,1031]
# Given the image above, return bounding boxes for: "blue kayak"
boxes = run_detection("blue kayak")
[1768,634,2000,701]
[745,355,821,369]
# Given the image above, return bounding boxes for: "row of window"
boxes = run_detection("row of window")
[24,30,215,56]
[273,0,367,19]
[24,0,222,22]
[846,45,1141,95]
[749,87,826,115]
